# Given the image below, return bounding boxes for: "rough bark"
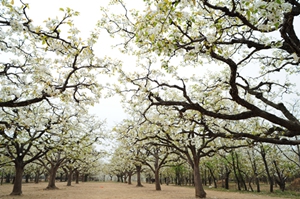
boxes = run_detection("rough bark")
[45,165,60,189]
[194,164,206,198]
[10,160,24,195]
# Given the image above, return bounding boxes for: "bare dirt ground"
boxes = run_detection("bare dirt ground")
[0,181,291,199]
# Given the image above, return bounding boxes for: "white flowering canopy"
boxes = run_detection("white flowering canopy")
[0,0,120,110]
[100,0,300,145]
[1,1,112,195]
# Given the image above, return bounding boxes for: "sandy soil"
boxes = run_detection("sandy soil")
[0,182,290,199]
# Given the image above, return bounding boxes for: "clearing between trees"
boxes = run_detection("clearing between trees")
[0,182,292,199]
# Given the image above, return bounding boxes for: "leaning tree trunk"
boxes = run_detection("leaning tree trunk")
[136,165,143,187]
[248,149,260,192]
[260,147,273,192]
[273,160,286,191]
[10,159,24,195]
[207,166,217,188]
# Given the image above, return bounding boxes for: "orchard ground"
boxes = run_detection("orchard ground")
[0,182,296,199]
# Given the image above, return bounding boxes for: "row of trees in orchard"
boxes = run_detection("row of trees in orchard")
[110,108,300,196]
[100,0,300,198]
[0,0,112,195]
[1,0,300,198]
[108,130,300,191]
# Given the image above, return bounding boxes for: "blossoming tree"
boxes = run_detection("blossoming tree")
[100,0,300,197]
[0,0,114,195]
[101,0,300,145]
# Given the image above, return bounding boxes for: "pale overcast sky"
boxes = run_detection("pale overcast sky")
[26,0,135,128]
[24,1,300,128]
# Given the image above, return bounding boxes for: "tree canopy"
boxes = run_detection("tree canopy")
[0,0,110,195]
[101,0,300,145]
[1,0,300,198]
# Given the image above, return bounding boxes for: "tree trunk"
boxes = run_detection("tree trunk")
[154,168,161,190]
[1,171,4,185]
[207,166,217,188]
[248,149,260,192]
[136,165,143,187]
[255,173,260,192]
[123,173,127,183]
[231,152,241,191]
[260,146,273,192]
[273,160,286,191]
[45,165,60,189]
[235,153,247,191]
[175,166,181,185]
[128,172,132,185]
[75,170,79,184]
[10,160,24,195]
[60,173,64,182]
[203,168,207,186]
[84,174,89,182]
[224,167,231,190]
[194,164,206,198]
[5,173,11,183]
[34,170,40,184]
[66,168,73,186]
[44,173,48,182]
[25,174,30,183]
